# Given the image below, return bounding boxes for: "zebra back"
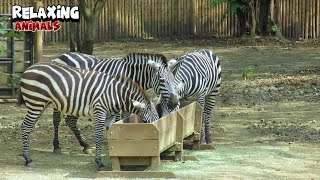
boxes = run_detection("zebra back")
[171,49,222,99]
[53,52,179,107]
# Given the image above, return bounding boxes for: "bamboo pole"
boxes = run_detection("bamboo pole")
[33,0,43,63]
[316,1,320,38]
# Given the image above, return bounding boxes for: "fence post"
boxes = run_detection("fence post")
[191,0,197,35]
[33,0,43,63]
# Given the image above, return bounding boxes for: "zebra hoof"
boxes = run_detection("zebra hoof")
[26,161,36,168]
[53,148,62,154]
[83,148,92,154]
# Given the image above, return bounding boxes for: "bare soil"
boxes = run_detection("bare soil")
[0,38,320,179]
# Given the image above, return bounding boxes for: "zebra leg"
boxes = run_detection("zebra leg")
[52,109,62,154]
[22,110,42,167]
[203,93,218,144]
[93,110,107,171]
[196,97,206,144]
[65,116,91,154]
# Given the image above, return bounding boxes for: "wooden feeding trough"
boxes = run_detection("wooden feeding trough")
[107,111,184,171]
[99,102,213,178]
[106,102,204,171]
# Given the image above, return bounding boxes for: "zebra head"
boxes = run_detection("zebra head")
[132,100,159,123]
[156,80,184,117]
[147,56,180,109]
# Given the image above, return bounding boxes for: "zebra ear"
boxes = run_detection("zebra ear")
[148,60,162,70]
[168,59,177,69]
[132,100,146,109]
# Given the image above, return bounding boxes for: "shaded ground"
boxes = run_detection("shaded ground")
[0,39,320,179]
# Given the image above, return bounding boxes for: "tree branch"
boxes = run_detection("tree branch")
[79,0,92,19]
[92,0,107,18]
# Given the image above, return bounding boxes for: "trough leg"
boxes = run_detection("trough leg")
[150,156,160,171]
[111,157,121,171]
[194,104,203,149]
[196,97,206,144]
[174,151,182,161]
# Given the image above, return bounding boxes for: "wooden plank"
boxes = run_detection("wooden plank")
[141,0,145,38]
[153,112,177,134]
[317,0,320,38]
[193,102,202,150]
[111,157,121,171]
[150,156,160,171]
[97,171,176,179]
[161,155,199,161]
[0,99,17,103]
[312,0,315,38]
[130,0,134,37]
[119,157,150,165]
[113,0,117,39]
[296,0,299,38]
[299,0,303,38]
[107,123,158,140]
[168,0,172,36]
[108,140,159,156]
[200,144,215,150]
[145,0,149,39]
[159,127,177,152]
[159,125,177,152]
[177,102,195,137]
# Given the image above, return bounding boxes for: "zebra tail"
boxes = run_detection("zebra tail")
[17,88,25,106]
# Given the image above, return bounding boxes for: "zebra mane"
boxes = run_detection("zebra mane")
[113,74,151,104]
[125,53,168,67]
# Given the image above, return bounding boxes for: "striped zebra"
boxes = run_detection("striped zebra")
[163,50,222,144]
[19,62,159,171]
[50,52,179,154]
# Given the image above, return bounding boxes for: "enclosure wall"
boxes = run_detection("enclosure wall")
[1,0,319,42]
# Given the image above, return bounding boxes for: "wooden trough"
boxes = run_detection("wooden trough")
[99,102,212,178]
[107,111,184,171]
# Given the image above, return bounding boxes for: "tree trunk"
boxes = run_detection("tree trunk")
[75,22,82,52]
[271,0,283,38]
[69,0,77,52]
[69,22,76,52]
[259,0,271,35]
[236,11,247,36]
[78,0,106,55]
[248,0,257,37]
[80,17,98,55]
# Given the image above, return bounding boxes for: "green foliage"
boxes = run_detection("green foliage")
[0,16,24,87]
[241,66,255,80]
[271,24,278,33]
[211,0,248,13]
[0,71,21,87]
[210,0,249,21]
[0,16,25,55]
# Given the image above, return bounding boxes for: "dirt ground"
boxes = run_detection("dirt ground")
[0,38,320,179]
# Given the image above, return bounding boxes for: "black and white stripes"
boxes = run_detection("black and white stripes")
[166,49,222,144]
[19,62,159,170]
[50,52,179,153]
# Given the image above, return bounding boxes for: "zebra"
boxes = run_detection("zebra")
[161,50,222,144]
[18,62,159,171]
[50,52,179,154]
